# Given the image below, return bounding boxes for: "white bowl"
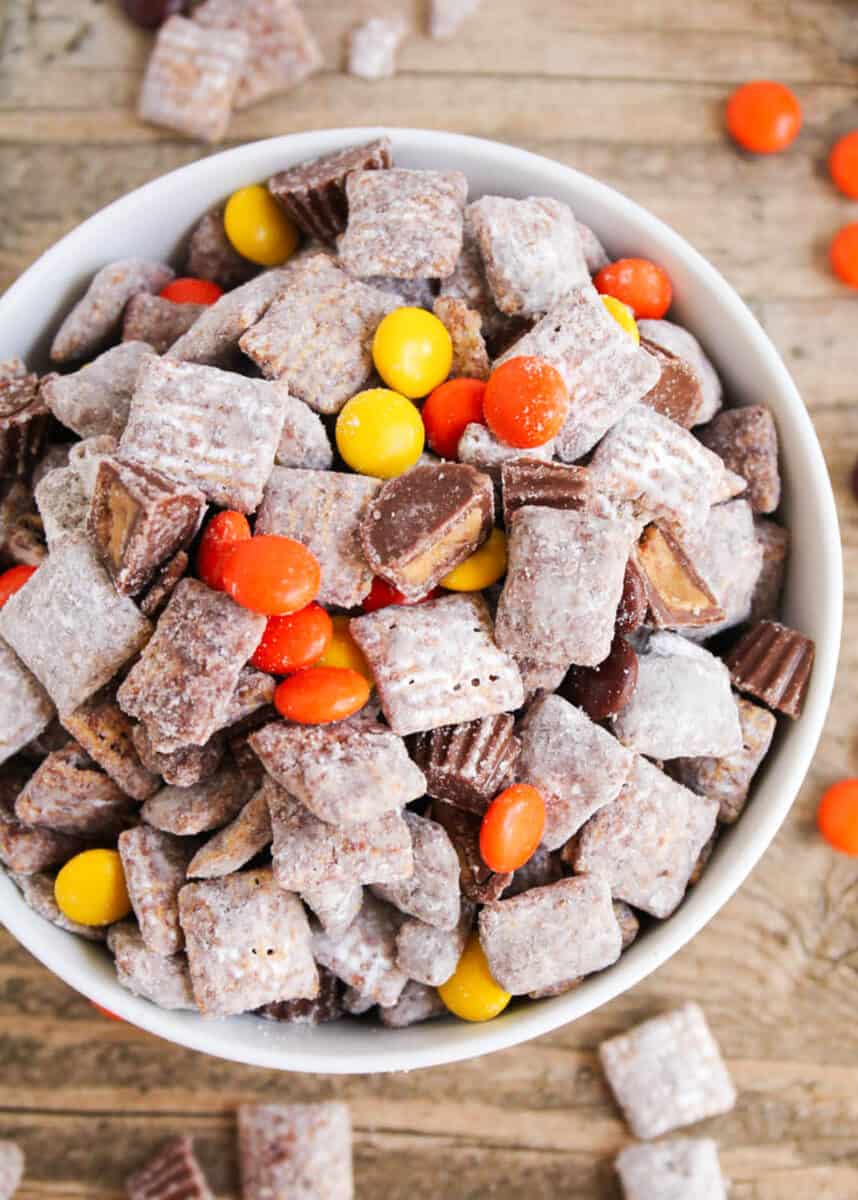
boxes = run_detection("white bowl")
[0,129,842,1074]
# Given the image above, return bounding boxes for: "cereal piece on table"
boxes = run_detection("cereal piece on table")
[275,396,333,471]
[34,466,89,549]
[636,318,723,425]
[359,463,494,601]
[185,209,259,289]
[122,294,205,354]
[612,633,741,759]
[431,800,512,902]
[132,725,225,788]
[724,619,814,719]
[467,196,589,317]
[411,713,519,814]
[138,550,190,620]
[457,423,554,484]
[238,1104,352,1200]
[167,269,289,367]
[0,371,50,480]
[432,297,491,380]
[49,260,174,365]
[268,783,413,892]
[239,254,399,412]
[193,0,320,109]
[639,337,705,428]
[250,717,425,825]
[126,1136,213,1200]
[350,593,524,737]
[88,457,206,596]
[186,787,272,879]
[430,0,480,38]
[0,480,45,567]
[479,875,621,995]
[61,684,159,801]
[380,980,446,1027]
[698,404,780,515]
[11,871,106,941]
[0,1142,23,1200]
[107,921,196,1010]
[372,810,459,930]
[141,763,254,835]
[339,169,468,280]
[588,405,742,536]
[118,581,264,753]
[516,694,633,850]
[577,221,610,273]
[118,825,195,956]
[750,518,789,622]
[119,357,287,513]
[495,287,662,462]
[348,17,407,80]
[573,756,719,918]
[312,892,407,1007]
[495,506,636,670]
[138,16,249,143]
[500,460,593,525]
[672,696,775,824]
[600,1003,736,1139]
[683,499,763,637]
[41,342,156,440]
[260,966,343,1026]
[0,638,53,765]
[615,1138,727,1200]
[15,743,137,838]
[0,534,151,716]
[255,467,379,608]
[302,880,363,937]
[396,901,474,986]
[635,523,724,630]
[269,137,392,244]
[179,867,318,1016]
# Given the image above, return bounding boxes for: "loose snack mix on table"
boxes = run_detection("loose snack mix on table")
[0,135,815,1032]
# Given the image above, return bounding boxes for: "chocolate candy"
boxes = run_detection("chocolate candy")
[723,618,814,719]
[50,259,174,365]
[125,1135,212,1200]
[431,799,512,903]
[410,713,519,814]
[0,480,45,568]
[637,318,723,425]
[616,557,648,635]
[697,404,781,514]
[636,523,724,629]
[500,459,593,526]
[1,370,49,480]
[107,922,196,1011]
[749,518,789,622]
[359,463,494,601]
[640,336,705,427]
[268,136,392,244]
[138,550,189,619]
[260,967,344,1027]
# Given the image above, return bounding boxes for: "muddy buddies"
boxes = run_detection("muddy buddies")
[0,135,816,1034]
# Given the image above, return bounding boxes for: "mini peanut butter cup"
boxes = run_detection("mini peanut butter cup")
[636,524,725,628]
[500,458,593,525]
[411,713,520,814]
[268,136,392,243]
[723,618,814,718]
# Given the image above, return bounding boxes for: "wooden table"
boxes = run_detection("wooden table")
[2,2,857,1195]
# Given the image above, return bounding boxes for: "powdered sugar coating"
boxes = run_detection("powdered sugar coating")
[185,209,258,290]
[577,221,610,273]
[107,921,196,1010]
[186,786,273,879]
[34,466,89,549]
[50,259,173,364]
[615,1138,727,1200]
[637,319,723,425]
[120,357,287,513]
[0,1142,24,1200]
[0,768,86,875]
[372,810,460,930]
[237,1103,352,1200]
[255,467,380,609]
[430,0,481,38]
[276,396,333,471]
[573,755,719,918]
[122,294,205,355]
[0,638,53,765]
[600,1003,736,1139]
[684,499,764,638]
[168,269,290,366]
[142,764,255,835]
[457,423,554,483]
[179,867,318,1016]
[11,871,106,941]
[16,743,136,838]
[516,694,634,849]
[302,880,363,937]
[312,892,407,1007]
[62,685,158,801]
[348,17,407,80]
[42,342,155,440]
[269,137,392,244]
[132,724,225,789]
[479,875,621,995]
[118,825,195,956]
[380,980,446,1027]
[433,297,491,379]
[396,901,474,986]
[350,593,524,736]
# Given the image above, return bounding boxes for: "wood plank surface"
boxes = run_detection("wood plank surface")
[1,1,857,1196]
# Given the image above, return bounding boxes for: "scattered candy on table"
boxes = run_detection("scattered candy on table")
[817,779,858,855]
[725,79,802,154]
[829,130,858,200]
[54,849,132,927]
[335,387,425,477]
[830,223,858,289]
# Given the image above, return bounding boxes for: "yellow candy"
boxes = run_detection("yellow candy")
[54,849,131,927]
[601,295,640,344]
[372,307,453,399]
[438,934,511,1022]
[336,388,425,479]
[442,528,507,592]
[316,615,374,683]
[224,184,299,267]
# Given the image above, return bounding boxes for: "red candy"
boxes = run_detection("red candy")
[479,783,546,873]
[594,258,672,320]
[222,534,321,617]
[274,666,370,725]
[830,131,858,200]
[726,80,802,155]
[830,223,858,289]
[482,357,569,449]
[196,511,251,592]
[160,277,224,305]
[251,604,332,675]
[0,564,37,609]
[362,577,441,613]
[421,377,487,459]
[90,1001,124,1022]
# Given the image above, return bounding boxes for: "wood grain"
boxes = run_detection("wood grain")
[2,1,858,1196]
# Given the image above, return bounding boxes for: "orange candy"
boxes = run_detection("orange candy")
[594,258,673,320]
[222,534,320,617]
[251,603,332,674]
[160,277,223,305]
[197,511,251,592]
[830,131,858,199]
[726,80,802,154]
[421,377,487,459]
[482,357,569,449]
[274,666,370,725]
[91,1002,123,1022]
[479,783,546,873]
[0,564,36,609]
[362,577,440,613]
[817,779,858,855]
[830,223,858,288]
